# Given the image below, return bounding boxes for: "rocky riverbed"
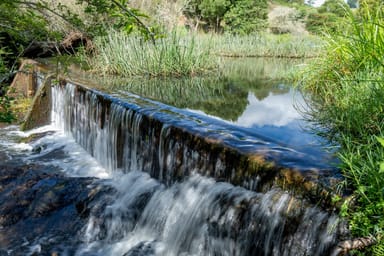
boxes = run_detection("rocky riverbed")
[0,125,114,255]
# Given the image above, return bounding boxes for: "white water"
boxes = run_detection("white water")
[0,82,341,255]
[72,172,338,256]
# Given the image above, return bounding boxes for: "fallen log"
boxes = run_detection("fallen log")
[333,236,377,255]
[22,31,93,58]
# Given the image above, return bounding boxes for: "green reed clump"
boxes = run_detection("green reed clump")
[300,5,384,255]
[88,30,217,77]
[206,33,324,58]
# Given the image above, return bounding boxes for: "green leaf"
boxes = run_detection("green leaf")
[376,136,384,147]
[380,162,384,173]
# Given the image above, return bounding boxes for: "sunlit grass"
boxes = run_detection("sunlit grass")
[299,5,384,255]
[86,29,325,78]
[206,33,324,58]
[87,30,217,77]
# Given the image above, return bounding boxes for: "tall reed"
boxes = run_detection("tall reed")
[88,30,217,77]
[300,5,384,255]
[206,33,324,58]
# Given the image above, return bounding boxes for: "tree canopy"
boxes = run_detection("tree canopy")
[184,0,268,34]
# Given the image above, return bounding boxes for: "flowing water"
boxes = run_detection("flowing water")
[0,124,340,256]
[0,58,344,255]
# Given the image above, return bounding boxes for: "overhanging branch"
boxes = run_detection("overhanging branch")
[110,0,156,44]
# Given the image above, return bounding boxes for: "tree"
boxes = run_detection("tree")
[223,0,268,35]
[318,0,349,17]
[198,0,231,32]
[184,0,268,34]
[0,0,153,122]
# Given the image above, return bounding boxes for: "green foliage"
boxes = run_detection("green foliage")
[300,6,384,255]
[0,93,15,123]
[184,0,268,34]
[358,0,383,12]
[0,0,155,61]
[199,0,230,31]
[305,0,349,35]
[223,0,268,35]
[87,30,216,77]
[0,49,8,76]
[0,47,15,123]
[76,0,153,38]
[306,12,340,34]
[0,1,54,59]
[318,0,349,17]
[209,33,324,58]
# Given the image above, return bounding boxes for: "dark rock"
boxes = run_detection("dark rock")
[122,241,156,256]
[0,163,108,254]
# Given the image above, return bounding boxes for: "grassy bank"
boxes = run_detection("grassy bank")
[85,30,324,77]
[86,30,216,77]
[209,33,324,58]
[300,6,384,255]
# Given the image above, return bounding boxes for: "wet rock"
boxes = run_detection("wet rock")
[0,163,108,254]
[122,241,156,256]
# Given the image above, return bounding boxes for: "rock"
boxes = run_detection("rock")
[0,163,105,254]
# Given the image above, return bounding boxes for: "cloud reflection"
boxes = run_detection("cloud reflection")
[235,89,304,128]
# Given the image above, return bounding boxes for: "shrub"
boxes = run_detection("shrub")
[222,0,268,35]
[184,0,268,34]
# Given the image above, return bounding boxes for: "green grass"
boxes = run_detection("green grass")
[299,5,384,255]
[85,30,325,78]
[207,33,324,58]
[86,30,217,77]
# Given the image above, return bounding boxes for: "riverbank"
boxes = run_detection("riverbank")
[300,6,384,255]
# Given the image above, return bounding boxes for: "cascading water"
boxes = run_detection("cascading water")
[42,82,344,255]
[0,76,345,255]
[75,171,339,256]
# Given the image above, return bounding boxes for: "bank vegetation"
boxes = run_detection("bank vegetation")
[300,1,384,255]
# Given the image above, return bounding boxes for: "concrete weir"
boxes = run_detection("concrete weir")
[16,59,344,208]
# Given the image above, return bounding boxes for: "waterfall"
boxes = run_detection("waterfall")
[76,172,338,256]
[49,81,342,255]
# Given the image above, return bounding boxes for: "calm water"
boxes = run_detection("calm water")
[89,57,338,169]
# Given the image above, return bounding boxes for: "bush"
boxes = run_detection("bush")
[306,12,341,34]
[305,0,349,35]
[184,0,268,34]
[223,0,268,35]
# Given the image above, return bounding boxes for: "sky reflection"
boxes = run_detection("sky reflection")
[235,89,303,128]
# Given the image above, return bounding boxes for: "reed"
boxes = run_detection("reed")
[299,5,384,255]
[87,30,217,77]
[206,33,324,58]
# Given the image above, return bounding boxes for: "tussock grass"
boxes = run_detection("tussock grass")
[87,30,217,77]
[300,5,384,255]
